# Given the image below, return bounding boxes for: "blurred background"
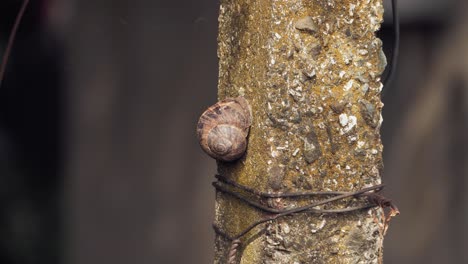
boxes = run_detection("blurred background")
[0,0,466,263]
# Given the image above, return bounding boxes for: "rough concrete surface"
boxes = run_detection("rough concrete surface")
[215,0,387,263]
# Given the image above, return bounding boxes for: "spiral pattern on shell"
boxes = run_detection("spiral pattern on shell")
[197,97,252,162]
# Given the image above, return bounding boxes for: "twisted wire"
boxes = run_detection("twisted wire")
[213,174,397,263]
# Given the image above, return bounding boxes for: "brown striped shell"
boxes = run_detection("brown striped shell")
[197,97,252,162]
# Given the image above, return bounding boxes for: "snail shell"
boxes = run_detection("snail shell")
[197,97,252,162]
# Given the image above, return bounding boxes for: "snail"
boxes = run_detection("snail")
[197,97,252,162]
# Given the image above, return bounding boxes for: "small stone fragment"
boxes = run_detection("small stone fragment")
[343,115,357,133]
[280,222,290,234]
[330,101,346,114]
[339,113,349,127]
[302,68,316,79]
[306,41,322,57]
[267,112,290,130]
[282,237,293,249]
[377,49,387,74]
[303,130,322,163]
[360,99,379,128]
[345,28,352,37]
[339,113,357,134]
[268,166,285,191]
[292,148,300,156]
[354,149,366,159]
[326,125,339,154]
[361,83,369,94]
[295,16,318,34]
[289,108,302,123]
[358,49,369,55]
[330,247,340,254]
[356,73,369,83]
[344,79,354,91]
[286,48,294,59]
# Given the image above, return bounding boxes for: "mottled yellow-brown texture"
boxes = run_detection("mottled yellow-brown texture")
[215,0,387,263]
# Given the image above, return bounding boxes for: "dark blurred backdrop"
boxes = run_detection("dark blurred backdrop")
[0,0,466,263]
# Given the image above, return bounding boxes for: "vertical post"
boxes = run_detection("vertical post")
[214,0,387,263]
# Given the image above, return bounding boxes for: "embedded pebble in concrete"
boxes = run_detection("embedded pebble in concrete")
[339,113,349,127]
[295,16,318,34]
[303,130,322,164]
